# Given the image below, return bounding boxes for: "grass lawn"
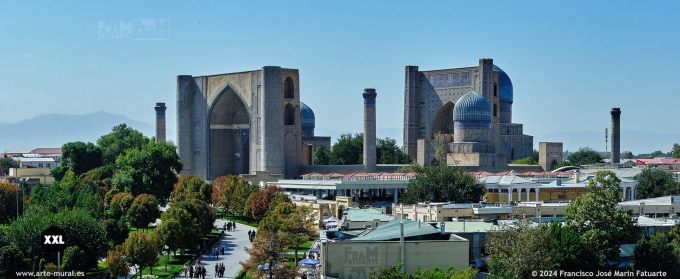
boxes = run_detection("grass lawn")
[218,211,259,228]
[235,270,254,279]
[133,230,223,278]
[283,239,316,263]
[136,253,194,278]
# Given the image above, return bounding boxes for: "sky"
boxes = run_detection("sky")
[1,1,679,154]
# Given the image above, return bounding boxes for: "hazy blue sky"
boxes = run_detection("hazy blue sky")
[1,1,679,153]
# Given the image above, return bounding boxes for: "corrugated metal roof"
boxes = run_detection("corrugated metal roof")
[351,219,440,241]
[444,221,498,233]
[346,208,393,222]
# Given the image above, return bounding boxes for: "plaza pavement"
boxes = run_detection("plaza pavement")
[174,218,256,279]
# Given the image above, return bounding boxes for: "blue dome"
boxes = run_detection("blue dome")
[453,91,491,123]
[301,102,315,137]
[493,65,513,103]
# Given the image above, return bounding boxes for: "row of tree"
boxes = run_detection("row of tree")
[0,124,218,278]
[239,187,318,278]
[313,133,411,165]
[369,264,477,279]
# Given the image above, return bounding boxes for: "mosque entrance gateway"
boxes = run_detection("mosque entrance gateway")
[209,87,250,179]
[430,101,455,139]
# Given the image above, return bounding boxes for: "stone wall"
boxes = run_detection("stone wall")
[322,239,469,279]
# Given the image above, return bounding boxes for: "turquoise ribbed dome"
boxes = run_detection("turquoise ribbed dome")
[301,102,315,137]
[453,91,491,123]
[493,65,513,103]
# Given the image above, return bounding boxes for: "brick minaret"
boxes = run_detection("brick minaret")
[363,88,377,171]
[155,102,167,142]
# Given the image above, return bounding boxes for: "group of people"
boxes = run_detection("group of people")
[185,264,207,278]
[223,220,237,231]
[214,262,226,278]
[212,246,225,259]
[247,229,257,242]
[302,251,318,260]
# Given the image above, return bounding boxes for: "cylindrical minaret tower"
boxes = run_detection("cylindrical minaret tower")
[155,102,167,142]
[611,107,621,163]
[363,88,377,171]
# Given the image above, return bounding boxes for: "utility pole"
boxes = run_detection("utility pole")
[605,127,608,153]
[399,220,405,272]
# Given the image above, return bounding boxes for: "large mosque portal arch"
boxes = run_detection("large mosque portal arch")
[209,88,250,179]
[430,101,455,139]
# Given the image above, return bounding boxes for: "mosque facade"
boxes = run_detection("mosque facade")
[403,58,533,169]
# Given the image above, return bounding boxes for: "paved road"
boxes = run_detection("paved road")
[175,219,256,279]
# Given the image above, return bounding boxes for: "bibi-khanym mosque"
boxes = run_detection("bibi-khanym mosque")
[175,58,534,180]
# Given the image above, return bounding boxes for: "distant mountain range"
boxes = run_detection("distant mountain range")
[0,112,159,151]
[1,112,675,155]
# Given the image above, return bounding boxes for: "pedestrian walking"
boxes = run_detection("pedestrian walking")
[189,265,194,278]
[221,246,225,255]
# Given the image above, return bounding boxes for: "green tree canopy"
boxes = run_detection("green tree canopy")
[241,231,297,279]
[62,245,87,271]
[126,194,160,229]
[636,168,680,199]
[315,134,411,165]
[0,156,19,176]
[485,221,557,279]
[377,138,411,164]
[104,218,129,245]
[173,199,215,235]
[5,209,108,270]
[27,171,104,218]
[621,151,635,159]
[511,156,538,165]
[401,165,485,204]
[672,143,680,158]
[633,233,680,277]
[97,124,150,165]
[104,248,129,278]
[0,245,30,276]
[563,170,640,267]
[155,206,200,253]
[0,181,17,223]
[566,147,603,165]
[50,141,103,180]
[312,146,331,165]
[649,150,667,158]
[120,231,162,275]
[171,175,212,202]
[259,201,318,261]
[112,141,182,205]
[369,265,478,279]
[330,133,364,165]
[212,176,259,215]
[109,192,134,220]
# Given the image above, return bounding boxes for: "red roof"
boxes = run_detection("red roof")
[636,158,680,165]
[29,148,62,155]
[300,172,416,180]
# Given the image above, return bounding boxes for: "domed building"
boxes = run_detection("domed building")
[403,58,533,170]
[300,102,331,166]
[453,91,491,143]
[301,102,316,137]
[494,65,513,124]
